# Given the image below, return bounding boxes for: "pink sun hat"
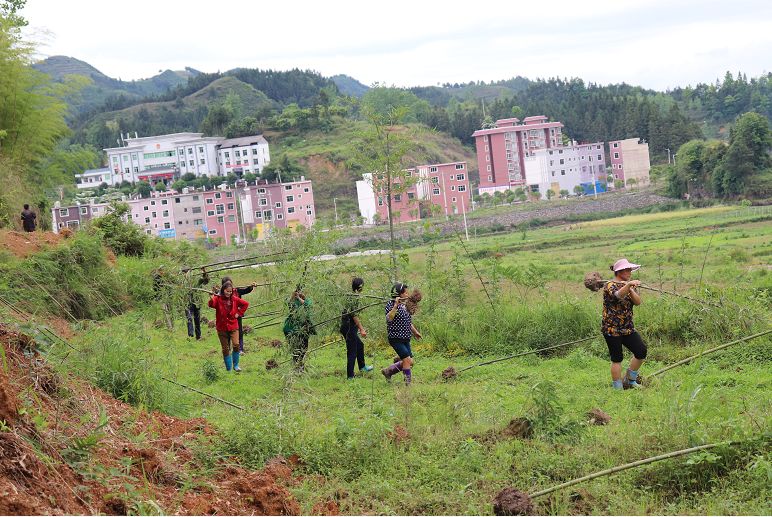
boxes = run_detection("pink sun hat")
[612,258,641,272]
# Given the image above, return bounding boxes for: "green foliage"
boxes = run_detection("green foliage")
[89,202,149,256]
[201,360,220,383]
[360,86,430,123]
[261,154,306,183]
[526,380,582,442]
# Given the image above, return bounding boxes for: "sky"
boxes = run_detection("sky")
[21,0,772,91]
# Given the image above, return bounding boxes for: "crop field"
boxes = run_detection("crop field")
[42,204,769,515]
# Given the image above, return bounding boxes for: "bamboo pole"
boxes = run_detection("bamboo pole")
[458,336,595,373]
[602,278,721,308]
[455,227,495,311]
[530,441,729,499]
[160,376,246,410]
[181,251,288,272]
[649,329,772,377]
[275,337,345,367]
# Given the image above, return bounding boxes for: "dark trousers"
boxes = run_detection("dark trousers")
[344,330,365,378]
[288,332,309,366]
[186,304,201,339]
[238,316,244,352]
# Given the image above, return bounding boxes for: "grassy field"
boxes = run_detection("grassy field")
[60,205,771,515]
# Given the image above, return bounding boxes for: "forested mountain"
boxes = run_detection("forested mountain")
[33,56,198,114]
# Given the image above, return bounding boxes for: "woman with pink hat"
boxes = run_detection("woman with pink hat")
[602,258,647,390]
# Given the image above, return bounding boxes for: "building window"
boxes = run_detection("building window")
[455,164,464,170]
[254,211,262,219]
[151,212,157,218]
[227,203,235,210]
[285,185,293,191]
[263,210,273,221]
[451,185,456,191]
[217,216,224,223]
[80,206,88,215]
[192,207,202,214]
[228,215,236,222]
[431,177,439,184]
[164,222,171,229]
[207,210,215,216]
[200,159,206,165]
[277,214,284,220]
[209,229,217,235]
[613,152,619,159]
[57,208,68,217]
[407,191,416,200]
[458,185,467,192]
[487,175,492,180]
[275,202,282,208]
[259,199,268,206]
[253,159,259,165]
[144,217,150,224]
[226,191,233,198]
[486,155,490,162]
[432,188,440,196]
[306,210,312,215]
[258,188,266,194]
[456,174,465,181]
[597,155,602,160]
[394,194,402,202]
[194,218,203,225]
[561,170,566,176]
[224,152,230,158]
[187,148,193,155]
[429,166,438,172]
[486,165,491,172]
[252,149,258,155]
[215,204,224,215]
[198,146,204,153]
[180,162,186,168]
[286,195,294,202]
[235,150,240,157]
[613,142,619,148]
[287,206,295,214]
[304,187,309,193]
[162,210,169,217]
[215,192,221,199]
[378,197,383,206]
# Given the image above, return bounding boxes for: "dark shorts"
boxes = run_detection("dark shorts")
[388,338,412,359]
[603,331,647,363]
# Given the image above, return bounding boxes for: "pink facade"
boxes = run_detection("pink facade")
[371,161,471,224]
[608,140,625,182]
[281,178,316,228]
[202,189,241,244]
[473,116,564,193]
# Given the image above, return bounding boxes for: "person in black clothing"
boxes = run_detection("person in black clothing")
[186,271,210,340]
[21,204,36,233]
[219,276,256,353]
[340,277,374,380]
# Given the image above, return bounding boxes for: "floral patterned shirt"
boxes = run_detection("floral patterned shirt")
[601,282,635,336]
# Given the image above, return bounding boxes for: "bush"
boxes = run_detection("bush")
[89,202,149,257]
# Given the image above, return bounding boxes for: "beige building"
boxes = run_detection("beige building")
[608,138,651,187]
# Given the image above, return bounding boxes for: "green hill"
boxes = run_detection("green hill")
[79,76,277,148]
[33,55,198,114]
[266,121,477,222]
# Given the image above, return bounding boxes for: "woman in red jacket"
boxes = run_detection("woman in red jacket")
[208,280,250,372]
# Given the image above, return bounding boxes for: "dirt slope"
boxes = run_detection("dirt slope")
[0,323,303,515]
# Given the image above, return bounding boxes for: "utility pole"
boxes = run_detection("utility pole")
[665,148,672,165]
[461,197,469,241]
[333,197,338,227]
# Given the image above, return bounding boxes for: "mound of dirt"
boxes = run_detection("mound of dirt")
[583,271,605,292]
[442,366,458,380]
[493,487,534,516]
[387,424,410,444]
[312,500,341,515]
[475,417,533,444]
[0,323,302,515]
[0,230,63,259]
[266,359,279,370]
[587,408,611,425]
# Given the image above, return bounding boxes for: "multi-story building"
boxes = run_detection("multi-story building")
[217,135,271,177]
[77,131,271,187]
[356,161,471,225]
[53,178,313,243]
[473,116,565,194]
[524,142,607,199]
[608,138,651,187]
[75,167,112,190]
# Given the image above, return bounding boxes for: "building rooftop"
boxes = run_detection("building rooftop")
[217,135,268,148]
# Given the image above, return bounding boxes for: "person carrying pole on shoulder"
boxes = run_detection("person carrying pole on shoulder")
[340,277,374,380]
[186,271,210,340]
[283,286,316,372]
[382,282,422,385]
[21,204,36,233]
[602,258,647,390]
[208,280,249,372]
[220,276,256,354]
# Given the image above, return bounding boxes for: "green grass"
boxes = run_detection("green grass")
[55,206,771,515]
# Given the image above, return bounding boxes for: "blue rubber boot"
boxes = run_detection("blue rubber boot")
[612,379,623,390]
[624,369,641,389]
[223,354,232,371]
[232,351,241,372]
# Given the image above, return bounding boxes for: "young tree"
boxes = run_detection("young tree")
[573,185,584,196]
[352,105,418,278]
[559,189,569,198]
[546,189,555,200]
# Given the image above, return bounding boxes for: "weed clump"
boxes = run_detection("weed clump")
[202,360,220,384]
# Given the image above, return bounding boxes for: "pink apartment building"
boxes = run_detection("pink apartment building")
[358,161,471,225]
[202,189,241,244]
[473,116,564,194]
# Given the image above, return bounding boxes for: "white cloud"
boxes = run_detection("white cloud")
[21,0,772,90]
